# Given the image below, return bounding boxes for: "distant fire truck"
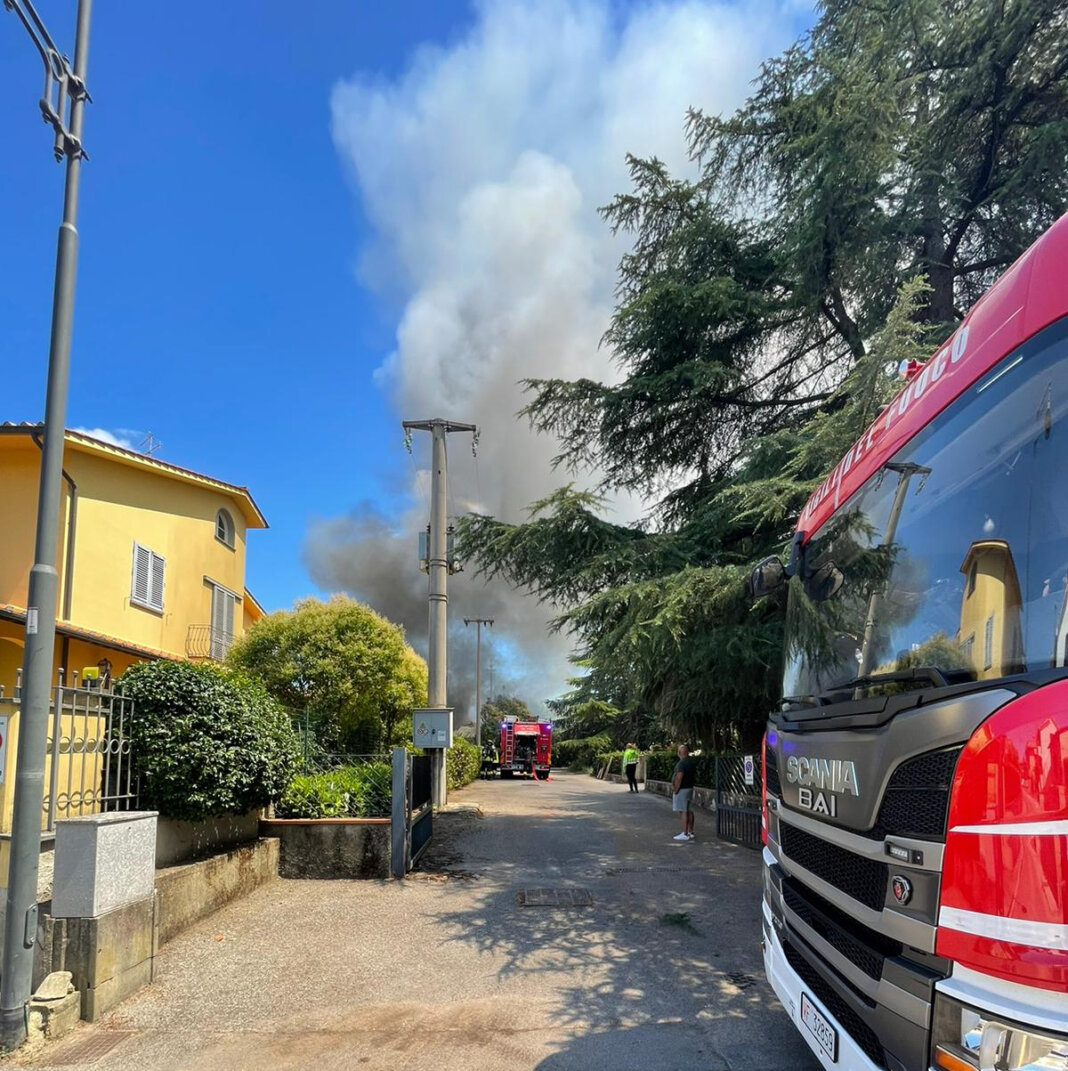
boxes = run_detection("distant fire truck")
[751,214,1068,1069]
[499,719,552,779]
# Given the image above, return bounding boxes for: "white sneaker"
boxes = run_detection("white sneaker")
[685,833,695,840]
[673,832,689,841]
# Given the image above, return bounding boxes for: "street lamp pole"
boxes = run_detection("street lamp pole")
[1,0,92,1050]
[463,618,493,750]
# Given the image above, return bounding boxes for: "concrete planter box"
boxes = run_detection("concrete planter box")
[155,810,262,867]
[645,778,718,812]
[260,819,391,879]
[52,812,157,919]
[155,837,279,945]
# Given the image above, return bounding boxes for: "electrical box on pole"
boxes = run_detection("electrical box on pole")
[412,708,453,749]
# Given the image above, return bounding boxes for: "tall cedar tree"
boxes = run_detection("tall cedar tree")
[459,0,1068,748]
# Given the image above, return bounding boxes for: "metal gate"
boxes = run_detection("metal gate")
[391,747,433,877]
[714,754,762,849]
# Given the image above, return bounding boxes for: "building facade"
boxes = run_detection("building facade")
[0,424,267,693]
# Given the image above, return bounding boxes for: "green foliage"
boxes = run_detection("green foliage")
[644,749,720,788]
[228,596,428,752]
[594,750,624,774]
[118,659,299,822]
[461,2,1066,747]
[275,762,393,819]
[553,733,611,771]
[276,775,348,819]
[644,750,681,783]
[447,737,482,792]
[479,693,533,742]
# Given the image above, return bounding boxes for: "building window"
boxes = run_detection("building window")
[968,560,978,597]
[131,543,165,612]
[984,614,994,670]
[210,583,237,659]
[960,634,975,665]
[216,508,235,549]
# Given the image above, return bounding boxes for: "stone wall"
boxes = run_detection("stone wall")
[645,778,718,812]
[260,819,391,879]
[155,837,279,946]
[155,811,262,867]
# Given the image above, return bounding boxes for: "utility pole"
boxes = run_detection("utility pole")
[404,419,478,808]
[2,0,92,1051]
[463,617,493,750]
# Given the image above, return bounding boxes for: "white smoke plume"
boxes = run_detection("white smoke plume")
[310,0,804,722]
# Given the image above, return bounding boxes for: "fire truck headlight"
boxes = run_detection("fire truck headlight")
[933,995,1068,1071]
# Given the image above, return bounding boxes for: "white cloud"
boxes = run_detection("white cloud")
[316,0,802,711]
[71,427,138,450]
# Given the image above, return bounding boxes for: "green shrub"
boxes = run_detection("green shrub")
[327,762,392,817]
[645,749,719,787]
[645,750,678,782]
[276,775,348,818]
[277,762,393,819]
[118,659,300,822]
[447,736,481,791]
[594,750,625,775]
[553,734,610,770]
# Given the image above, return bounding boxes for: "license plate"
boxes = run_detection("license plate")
[801,992,838,1062]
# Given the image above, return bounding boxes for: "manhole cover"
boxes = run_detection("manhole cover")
[517,887,593,907]
[42,1030,135,1065]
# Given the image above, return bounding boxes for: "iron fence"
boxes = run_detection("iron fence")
[713,753,762,849]
[0,669,141,833]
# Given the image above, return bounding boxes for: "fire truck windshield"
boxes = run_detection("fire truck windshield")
[783,316,1068,702]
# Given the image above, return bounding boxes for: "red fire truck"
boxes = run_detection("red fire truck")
[499,719,552,779]
[752,215,1068,1070]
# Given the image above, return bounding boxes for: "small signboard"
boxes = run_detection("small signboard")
[412,708,453,749]
[743,754,755,787]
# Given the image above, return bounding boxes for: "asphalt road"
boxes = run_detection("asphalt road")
[20,771,819,1071]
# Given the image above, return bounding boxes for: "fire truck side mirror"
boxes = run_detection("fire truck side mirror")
[748,556,786,599]
[802,561,844,603]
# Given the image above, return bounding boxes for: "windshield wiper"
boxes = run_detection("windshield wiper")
[824,665,951,696]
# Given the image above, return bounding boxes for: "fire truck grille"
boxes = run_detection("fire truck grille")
[780,823,888,911]
[764,748,781,797]
[784,941,886,1068]
[782,878,900,980]
[869,746,962,840]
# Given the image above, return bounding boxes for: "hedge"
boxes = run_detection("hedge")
[276,762,392,819]
[118,659,300,822]
[593,750,625,774]
[553,735,610,770]
[645,749,719,787]
[447,736,481,791]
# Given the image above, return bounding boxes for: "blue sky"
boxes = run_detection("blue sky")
[1,0,470,610]
[2,0,813,708]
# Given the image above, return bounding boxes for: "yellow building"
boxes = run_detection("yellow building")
[957,539,1024,681]
[0,423,268,692]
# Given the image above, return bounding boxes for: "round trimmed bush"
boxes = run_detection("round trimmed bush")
[118,659,300,822]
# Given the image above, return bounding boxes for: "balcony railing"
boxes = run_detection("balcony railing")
[186,624,234,661]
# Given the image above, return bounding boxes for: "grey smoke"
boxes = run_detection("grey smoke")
[308,0,803,720]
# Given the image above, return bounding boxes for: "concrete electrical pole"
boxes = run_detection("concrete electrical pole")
[2,0,92,1051]
[463,618,493,750]
[404,419,478,807]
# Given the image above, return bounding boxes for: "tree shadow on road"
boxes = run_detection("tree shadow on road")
[414,780,818,1071]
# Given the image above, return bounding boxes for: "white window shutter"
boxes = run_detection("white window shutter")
[150,553,165,612]
[132,545,151,605]
[222,591,235,640]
